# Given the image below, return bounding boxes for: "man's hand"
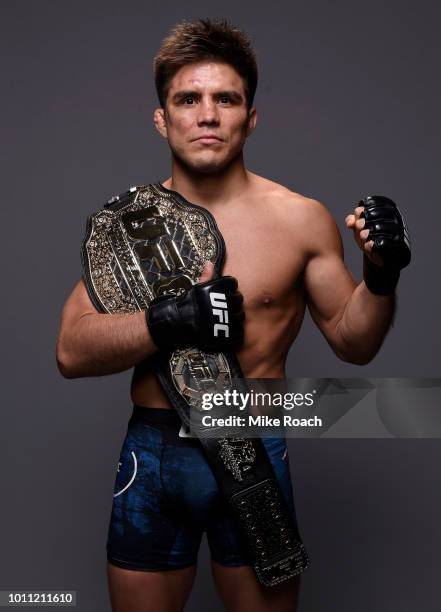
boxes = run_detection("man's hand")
[345,203,383,266]
[345,195,411,295]
[146,261,245,353]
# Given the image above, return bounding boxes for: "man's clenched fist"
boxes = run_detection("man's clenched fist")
[146,261,245,353]
[346,195,411,295]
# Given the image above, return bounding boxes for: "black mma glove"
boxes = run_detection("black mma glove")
[146,276,245,353]
[360,195,411,295]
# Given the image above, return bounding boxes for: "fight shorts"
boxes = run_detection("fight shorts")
[107,406,301,571]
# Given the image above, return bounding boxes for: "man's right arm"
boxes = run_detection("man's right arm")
[56,279,157,378]
[56,262,245,379]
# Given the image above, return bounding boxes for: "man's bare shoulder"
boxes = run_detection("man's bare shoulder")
[248,172,332,220]
[248,172,342,255]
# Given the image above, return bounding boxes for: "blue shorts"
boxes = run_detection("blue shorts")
[107,406,300,571]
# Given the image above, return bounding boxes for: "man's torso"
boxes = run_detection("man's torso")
[131,174,316,408]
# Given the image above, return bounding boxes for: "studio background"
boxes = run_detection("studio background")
[1,0,440,610]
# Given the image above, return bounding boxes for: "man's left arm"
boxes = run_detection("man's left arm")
[302,197,410,365]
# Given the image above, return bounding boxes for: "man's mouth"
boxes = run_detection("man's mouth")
[191,135,224,143]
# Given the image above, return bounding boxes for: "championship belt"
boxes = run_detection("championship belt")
[81,182,309,585]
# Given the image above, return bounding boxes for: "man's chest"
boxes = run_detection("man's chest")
[212,210,306,309]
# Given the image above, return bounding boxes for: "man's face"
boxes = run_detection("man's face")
[154,61,256,174]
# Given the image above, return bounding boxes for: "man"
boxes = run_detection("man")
[56,19,410,612]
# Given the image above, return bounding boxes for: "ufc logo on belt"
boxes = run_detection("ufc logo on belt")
[210,293,229,338]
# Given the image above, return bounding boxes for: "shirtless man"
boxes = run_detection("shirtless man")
[56,19,410,612]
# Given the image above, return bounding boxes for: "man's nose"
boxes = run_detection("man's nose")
[197,100,220,125]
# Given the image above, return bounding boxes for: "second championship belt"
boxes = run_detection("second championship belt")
[81,182,309,586]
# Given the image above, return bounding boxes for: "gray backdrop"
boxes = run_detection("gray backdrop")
[1,0,440,610]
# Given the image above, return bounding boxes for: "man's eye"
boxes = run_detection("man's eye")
[183,97,195,104]
[219,96,231,104]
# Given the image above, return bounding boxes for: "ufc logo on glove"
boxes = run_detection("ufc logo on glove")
[210,292,230,338]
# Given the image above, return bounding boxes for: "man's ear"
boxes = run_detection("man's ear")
[246,107,257,136]
[153,107,168,139]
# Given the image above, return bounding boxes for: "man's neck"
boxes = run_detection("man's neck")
[163,154,250,209]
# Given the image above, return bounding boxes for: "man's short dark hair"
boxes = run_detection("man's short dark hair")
[153,19,258,109]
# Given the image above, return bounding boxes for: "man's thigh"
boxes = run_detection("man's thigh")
[211,561,301,612]
[107,563,197,612]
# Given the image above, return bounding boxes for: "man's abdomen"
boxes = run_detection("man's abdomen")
[130,305,304,408]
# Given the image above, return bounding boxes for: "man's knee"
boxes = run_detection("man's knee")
[107,562,197,612]
[210,561,301,612]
